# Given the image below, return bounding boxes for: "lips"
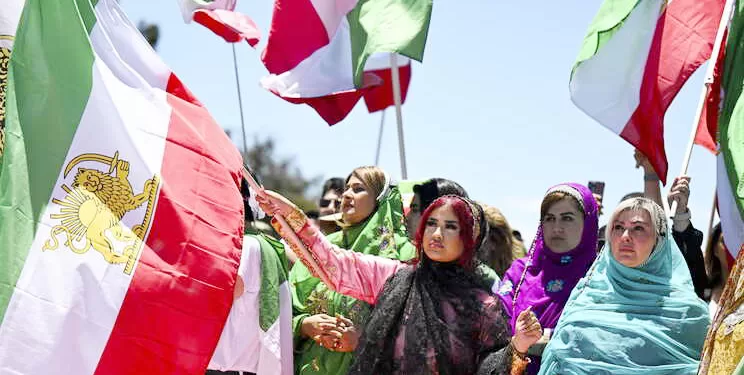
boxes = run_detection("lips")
[428,241,444,249]
[617,245,635,253]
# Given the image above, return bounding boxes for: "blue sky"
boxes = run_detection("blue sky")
[121,1,718,244]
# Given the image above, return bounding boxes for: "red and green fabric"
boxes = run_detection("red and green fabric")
[716,0,744,259]
[261,0,431,125]
[571,0,725,183]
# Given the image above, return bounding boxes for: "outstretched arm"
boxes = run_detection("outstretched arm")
[260,190,405,304]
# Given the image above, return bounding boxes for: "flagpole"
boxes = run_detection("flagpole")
[232,44,249,155]
[707,185,718,245]
[670,0,734,217]
[374,110,386,166]
[390,53,408,179]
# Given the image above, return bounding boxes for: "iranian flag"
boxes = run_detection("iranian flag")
[177,0,261,47]
[0,0,24,157]
[260,0,431,125]
[0,0,245,374]
[570,0,725,184]
[716,0,744,259]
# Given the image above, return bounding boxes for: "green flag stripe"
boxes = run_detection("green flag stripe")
[347,0,432,87]
[720,0,744,219]
[571,0,642,78]
[0,0,97,322]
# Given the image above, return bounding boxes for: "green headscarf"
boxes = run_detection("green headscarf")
[290,182,415,375]
[538,199,710,375]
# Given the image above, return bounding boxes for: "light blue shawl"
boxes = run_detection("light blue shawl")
[538,199,710,375]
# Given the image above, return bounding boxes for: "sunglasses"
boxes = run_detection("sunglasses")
[319,198,342,208]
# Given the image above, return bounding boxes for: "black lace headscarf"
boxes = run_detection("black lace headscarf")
[348,195,501,375]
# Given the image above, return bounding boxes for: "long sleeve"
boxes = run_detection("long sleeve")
[272,211,406,305]
[672,223,707,299]
[296,221,407,304]
[476,297,515,375]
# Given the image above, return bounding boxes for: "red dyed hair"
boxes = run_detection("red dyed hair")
[414,195,479,268]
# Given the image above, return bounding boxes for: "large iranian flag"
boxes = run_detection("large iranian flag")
[717,0,744,259]
[0,0,245,374]
[260,0,431,125]
[570,0,725,184]
[0,0,24,157]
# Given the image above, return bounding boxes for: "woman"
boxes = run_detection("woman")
[703,224,729,308]
[289,166,416,375]
[698,236,744,375]
[539,198,710,375]
[497,183,599,374]
[480,204,525,277]
[261,193,542,374]
[405,177,469,239]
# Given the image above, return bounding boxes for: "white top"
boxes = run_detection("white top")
[208,236,293,375]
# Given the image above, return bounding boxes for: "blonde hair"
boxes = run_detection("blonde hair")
[337,166,388,228]
[480,204,522,275]
[348,166,387,200]
[605,197,667,242]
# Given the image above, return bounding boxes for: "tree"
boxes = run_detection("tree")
[243,136,320,212]
[137,21,159,49]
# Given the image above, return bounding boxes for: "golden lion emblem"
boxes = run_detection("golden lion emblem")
[43,151,159,274]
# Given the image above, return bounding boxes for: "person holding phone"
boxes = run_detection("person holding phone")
[496,183,600,375]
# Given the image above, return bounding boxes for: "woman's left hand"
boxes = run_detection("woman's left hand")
[512,306,542,353]
[321,315,361,353]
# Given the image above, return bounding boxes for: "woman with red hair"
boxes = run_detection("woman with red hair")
[258,192,541,375]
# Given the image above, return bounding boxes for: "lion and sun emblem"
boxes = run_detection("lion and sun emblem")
[43,151,160,274]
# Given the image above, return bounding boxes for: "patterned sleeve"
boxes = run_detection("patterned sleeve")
[476,297,514,375]
[275,210,406,305]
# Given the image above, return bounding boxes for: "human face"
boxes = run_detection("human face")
[405,193,423,239]
[422,204,465,263]
[542,199,584,253]
[340,176,376,225]
[318,190,342,217]
[610,209,656,268]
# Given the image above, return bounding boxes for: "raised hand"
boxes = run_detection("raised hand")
[512,306,542,354]
[255,189,298,217]
[667,176,691,215]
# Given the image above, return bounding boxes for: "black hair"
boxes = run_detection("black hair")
[413,178,468,212]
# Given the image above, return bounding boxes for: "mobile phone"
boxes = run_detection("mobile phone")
[588,181,605,197]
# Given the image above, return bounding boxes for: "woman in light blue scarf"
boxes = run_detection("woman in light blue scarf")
[538,198,710,375]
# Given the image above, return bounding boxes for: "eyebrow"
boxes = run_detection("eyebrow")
[613,220,650,225]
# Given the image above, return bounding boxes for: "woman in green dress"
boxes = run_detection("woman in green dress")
[291,166,416,375]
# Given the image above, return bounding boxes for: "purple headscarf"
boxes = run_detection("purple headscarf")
[497,183,599,332]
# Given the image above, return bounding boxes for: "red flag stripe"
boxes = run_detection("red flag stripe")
[93,74,244,375]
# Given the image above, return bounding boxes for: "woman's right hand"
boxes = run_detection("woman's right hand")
[256,190,298,217]
[512,307,542,354]
[300,314,338,348]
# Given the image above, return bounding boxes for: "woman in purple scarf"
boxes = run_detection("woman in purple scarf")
[496,183,599,374]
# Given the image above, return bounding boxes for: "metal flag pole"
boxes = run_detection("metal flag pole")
[390,53,408,179]
[232,44,249,154]
[374,110,386,165]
